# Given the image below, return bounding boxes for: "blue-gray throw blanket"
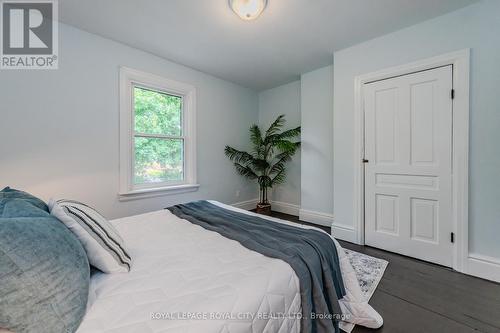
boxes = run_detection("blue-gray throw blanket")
[167,201,346,333]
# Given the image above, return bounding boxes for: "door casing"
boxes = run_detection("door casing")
[352,49,470,273]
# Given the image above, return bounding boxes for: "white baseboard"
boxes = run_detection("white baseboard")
[231,199,300,216]
[299,209,333,227]
[271,201,300,216]
[299,209,356,243]
[331,223,357,243]
[467,253,500,283]
[231,198,258,210]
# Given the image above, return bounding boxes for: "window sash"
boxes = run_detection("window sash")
[132,83,184,137]
[132,136,186,188]
[132,85,186,188]
[134,132,184,140]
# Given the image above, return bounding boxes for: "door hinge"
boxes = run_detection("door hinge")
[451,89,455,99]
[451,232,455,243]
[362,159,369,163]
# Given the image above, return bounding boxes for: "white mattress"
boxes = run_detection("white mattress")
[77,201,382,333]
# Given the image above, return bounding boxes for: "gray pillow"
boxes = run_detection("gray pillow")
[0,188,90,333]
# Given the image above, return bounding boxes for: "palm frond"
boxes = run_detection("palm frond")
[274,126,301,140]
[248,124,267,158]
[274,150,294,160]
[225,146,255,165]
[234,163,258,180]
[271,168,287,185]
[249,124,263,147]
[275,140,301,154]
[269,153,291,175]
[264,114,286,138]
[269,160,286,176]
[264,127,300,146]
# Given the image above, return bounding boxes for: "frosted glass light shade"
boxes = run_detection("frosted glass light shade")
[229,0,268,21]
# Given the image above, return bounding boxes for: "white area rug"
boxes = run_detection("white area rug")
[345,248,388,301]
[341,249,388,332]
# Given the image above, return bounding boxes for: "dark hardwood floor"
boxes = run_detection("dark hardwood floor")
[268,211,500,333]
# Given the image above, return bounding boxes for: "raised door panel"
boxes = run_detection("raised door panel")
[374,88,398,165]
[410,81,438,166]
[375,194,399,235]
[410,198,439,244]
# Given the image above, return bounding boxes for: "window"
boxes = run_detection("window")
[119,67,198,199]
[133,86,184,184]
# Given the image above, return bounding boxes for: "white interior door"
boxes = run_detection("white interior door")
[364,65,453,267]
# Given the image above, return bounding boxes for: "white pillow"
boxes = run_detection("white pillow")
[48,199,132,273]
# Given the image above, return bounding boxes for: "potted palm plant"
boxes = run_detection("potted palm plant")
[225,115,301,215]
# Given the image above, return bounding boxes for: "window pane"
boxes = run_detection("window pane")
[134,137,183,184]
[134,86,182,136]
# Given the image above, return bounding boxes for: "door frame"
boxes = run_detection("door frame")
[352,49,470,273]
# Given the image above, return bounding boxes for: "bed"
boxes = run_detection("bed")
[78,201,382,333]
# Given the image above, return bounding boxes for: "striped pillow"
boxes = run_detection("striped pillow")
[49,199,131,273]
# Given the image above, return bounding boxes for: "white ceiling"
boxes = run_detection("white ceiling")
[59,0,476,91]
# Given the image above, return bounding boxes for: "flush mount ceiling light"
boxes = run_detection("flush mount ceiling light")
[229,0,268,21]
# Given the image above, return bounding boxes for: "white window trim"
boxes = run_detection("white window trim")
[119,67,198,200]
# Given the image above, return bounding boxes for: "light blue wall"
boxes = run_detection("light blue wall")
[0,23,259,219]
[333,0,500,257]
[301,65,334,215]
[258,81,301,206]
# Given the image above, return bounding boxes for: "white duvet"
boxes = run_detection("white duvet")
[77,201,382,333]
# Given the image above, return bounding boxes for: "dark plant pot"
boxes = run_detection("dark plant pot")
[256,203,272,215]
